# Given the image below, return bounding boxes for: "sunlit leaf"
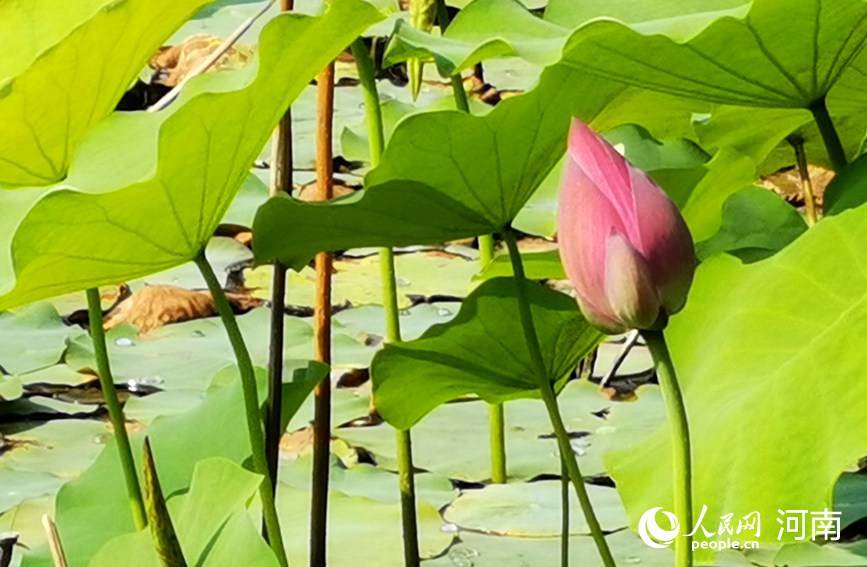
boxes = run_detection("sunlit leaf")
[255,65,626,268]
[0,0,383,309]
[607,200,867,547]
[696,187,808,262]
[0,0,213,186]
[372,278,602,429]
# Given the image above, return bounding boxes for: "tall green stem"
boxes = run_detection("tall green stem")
[450,75,470,112]
[441,14,506,483]
[193,253,288,567]
[503,232,616,567]
[560,458,569,567]
[480,234,505,483]
[352,38,420,566]
[488,402,506,483]
[809,97,847,172]
[788,136,818,226]
[86,288,146,531]
[264,0,295,522]
[641,330,692,567]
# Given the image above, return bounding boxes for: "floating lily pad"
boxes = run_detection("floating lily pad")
[278,486,453,564]
[279,455,456,510]
[247,251,479,308]
[333,301,461,342]
[0,420,107,478]
[426,529,672,567]
[65,308,371,392]
[338,380,612,482]
[443,480,627,536]
[0,303,82,376]
[16,365,92,388]
[0,470,64,515]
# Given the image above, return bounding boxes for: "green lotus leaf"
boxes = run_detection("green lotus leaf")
[607,199,867,548]
[254,64,658,269]
[371,277,602,429]
[0,0,213,186]
[0,0,383,310]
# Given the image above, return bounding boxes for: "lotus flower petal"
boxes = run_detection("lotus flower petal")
[604,231,660,330]
[557,119,695,334]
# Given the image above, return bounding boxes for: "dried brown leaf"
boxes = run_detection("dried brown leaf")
[103,285,261,333]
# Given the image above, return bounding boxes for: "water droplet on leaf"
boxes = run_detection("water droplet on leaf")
[114,337,134,347]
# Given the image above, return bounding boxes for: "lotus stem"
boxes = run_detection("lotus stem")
[192,253,287,566]
[488,402,507,484]
[263,0,296,532]
[440,10,506,482]
[503,231,616,567]
[480,237,505,483]
[85,287,146,531]
[641,329,693,567]
[788,135,818,226]
[309,60,335,567]
[352,37,421,566]
[561,458,569,567]
[808,97,847,172]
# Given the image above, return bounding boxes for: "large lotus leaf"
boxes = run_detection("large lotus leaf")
[0,0,383,309]
[88,458,274,567]
[45,367,281,566]
[254,64,659,269]
[0,0,213,186]
[542,0,749,28]
[91,507,280,567]
[606,199,867,547]
[387,0,867,170]
[384,0,748,77]
[693,100,867,174]
[558,0,867,108]
[371,278,603,429]
[384,0,571,75]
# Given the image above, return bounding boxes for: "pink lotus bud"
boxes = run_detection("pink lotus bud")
[557,119,696,334]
